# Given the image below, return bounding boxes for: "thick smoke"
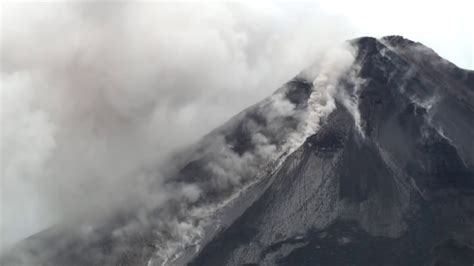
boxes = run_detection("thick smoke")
[0,2,354,253]
[144,43,357,264]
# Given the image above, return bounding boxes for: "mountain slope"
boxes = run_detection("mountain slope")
[189,36,474,266]
[2,36,473,266]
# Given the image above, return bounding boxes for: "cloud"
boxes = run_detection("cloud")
[0,2,354,251]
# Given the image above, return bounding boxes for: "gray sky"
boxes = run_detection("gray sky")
[313,0,473,69]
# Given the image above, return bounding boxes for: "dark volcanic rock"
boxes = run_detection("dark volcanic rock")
[2,36,473,266]
[190,36,474,265]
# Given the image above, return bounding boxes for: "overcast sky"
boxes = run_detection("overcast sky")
[0,0,472,252]
[314,0,473,70]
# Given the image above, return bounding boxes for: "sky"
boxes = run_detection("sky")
[313,0,473,70]
[0,0,473,252]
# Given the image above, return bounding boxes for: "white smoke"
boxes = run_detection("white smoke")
[146,43,357,265]
[0,1,355,253]
[337,63,366,136]
[286,44,357,150]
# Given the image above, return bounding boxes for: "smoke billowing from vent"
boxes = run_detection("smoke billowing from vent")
[0,2,356,252]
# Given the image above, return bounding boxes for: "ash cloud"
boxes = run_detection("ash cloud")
[0,2,354,252]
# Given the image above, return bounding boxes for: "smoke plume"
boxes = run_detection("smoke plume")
[0,2,354,252]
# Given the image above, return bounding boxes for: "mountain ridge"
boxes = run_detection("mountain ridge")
[2,35,474,266]
[188,35,474,266]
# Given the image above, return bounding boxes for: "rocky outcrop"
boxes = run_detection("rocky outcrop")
[2,36,473,266]
[190,36,474,266]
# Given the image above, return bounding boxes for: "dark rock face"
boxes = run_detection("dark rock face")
[190,36,474,265]
[2,36,473,266]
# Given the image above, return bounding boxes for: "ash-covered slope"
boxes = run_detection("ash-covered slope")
[189,36,474,266]
[2,36,473,266]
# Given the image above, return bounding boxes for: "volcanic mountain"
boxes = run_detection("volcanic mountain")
[2,36,474,266]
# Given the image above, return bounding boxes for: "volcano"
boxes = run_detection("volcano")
[3,36,474,266]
